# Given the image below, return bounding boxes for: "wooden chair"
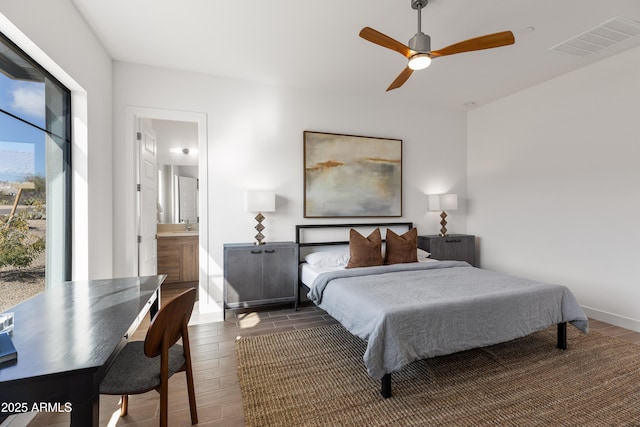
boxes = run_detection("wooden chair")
[100,287,198,426]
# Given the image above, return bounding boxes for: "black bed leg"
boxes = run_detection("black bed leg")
[557,322,567,350]
[381,374,392,398]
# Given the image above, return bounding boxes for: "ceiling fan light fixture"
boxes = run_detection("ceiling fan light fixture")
[359,0,514,91]
[408,53,432,70]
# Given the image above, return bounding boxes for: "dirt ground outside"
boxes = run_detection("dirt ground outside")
[0,216,45,312]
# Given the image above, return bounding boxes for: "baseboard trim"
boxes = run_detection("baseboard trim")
[582,305,640,332]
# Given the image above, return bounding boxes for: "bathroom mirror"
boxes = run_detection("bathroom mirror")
[158,164,198,224]
[153,119,199,224]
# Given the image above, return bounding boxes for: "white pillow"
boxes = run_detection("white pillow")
[304,250,350,268]
[417,248,431,259]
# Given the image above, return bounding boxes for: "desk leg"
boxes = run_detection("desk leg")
[150,288,160,319]
[70,401,98,427]
[69,375,99,427]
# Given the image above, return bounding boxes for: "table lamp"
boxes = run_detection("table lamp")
[428,193,458,237]
[245,190,276,244]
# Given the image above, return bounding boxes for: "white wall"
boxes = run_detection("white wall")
[6,1,636,329]
[467,46,640,331]
[0,0,113,280]
[112,62,467,314]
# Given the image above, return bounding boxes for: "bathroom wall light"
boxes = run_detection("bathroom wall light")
[169,147,198,155]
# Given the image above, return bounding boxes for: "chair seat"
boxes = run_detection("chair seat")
[100,341,186,395]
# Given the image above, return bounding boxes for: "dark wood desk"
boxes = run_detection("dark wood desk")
[0,275,164,426]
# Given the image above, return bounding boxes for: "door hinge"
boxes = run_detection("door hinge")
[136,184,141,191]
[136,132,142,140]
[137,235,142,243]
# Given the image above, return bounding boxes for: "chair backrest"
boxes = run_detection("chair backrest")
[144,288,196,358]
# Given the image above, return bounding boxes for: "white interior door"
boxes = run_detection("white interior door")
[178,175,198,223]
[138,119,158,276]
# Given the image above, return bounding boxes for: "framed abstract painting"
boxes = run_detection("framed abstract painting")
[304,131,402,218]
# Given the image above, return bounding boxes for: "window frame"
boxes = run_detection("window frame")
[0,31,72,283]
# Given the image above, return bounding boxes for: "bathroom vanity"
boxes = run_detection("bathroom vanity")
[157,225,199,287]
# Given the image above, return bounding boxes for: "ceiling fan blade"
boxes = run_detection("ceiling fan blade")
[386,66,414,91]
[359,27,414,58]
[430,31,515,58]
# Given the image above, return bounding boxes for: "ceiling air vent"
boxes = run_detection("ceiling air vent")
[550,16,640,57]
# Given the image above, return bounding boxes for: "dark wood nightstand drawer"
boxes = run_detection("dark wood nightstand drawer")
[418,234,476,266]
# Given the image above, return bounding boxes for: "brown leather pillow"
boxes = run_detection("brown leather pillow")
[346,228,383,268]
[384,228,418,264]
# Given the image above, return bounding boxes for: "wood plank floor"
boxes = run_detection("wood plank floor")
[27,288,640,426]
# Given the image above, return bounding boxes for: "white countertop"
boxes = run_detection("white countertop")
[157,231,199,238]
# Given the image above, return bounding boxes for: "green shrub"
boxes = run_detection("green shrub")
[0,212,45,269]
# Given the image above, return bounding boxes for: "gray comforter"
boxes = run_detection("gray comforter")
[307,261,589,380]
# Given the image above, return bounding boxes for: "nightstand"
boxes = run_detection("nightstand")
[223,242,299,318]
[417,234,476,266]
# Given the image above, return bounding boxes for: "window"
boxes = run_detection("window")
[0,31,71,311]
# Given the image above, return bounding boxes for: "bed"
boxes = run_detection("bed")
[296,222,589,398]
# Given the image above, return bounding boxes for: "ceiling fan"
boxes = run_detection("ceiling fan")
[359,0,515,91]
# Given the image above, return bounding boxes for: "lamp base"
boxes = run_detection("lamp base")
[439,211,448,237]
[254,212,266,245]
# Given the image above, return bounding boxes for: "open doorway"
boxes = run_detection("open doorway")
[127,107,207,309]
[153,119,200,293]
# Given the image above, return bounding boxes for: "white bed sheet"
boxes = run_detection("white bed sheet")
[299,258,438,289]
[299,263,344,288]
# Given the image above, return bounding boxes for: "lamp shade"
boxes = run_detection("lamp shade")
[245,191,275,213]
[428,193,458,211]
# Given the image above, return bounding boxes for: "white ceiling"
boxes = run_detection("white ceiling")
[72,0,640,111]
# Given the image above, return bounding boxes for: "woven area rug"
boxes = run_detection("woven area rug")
[236,324,640,426]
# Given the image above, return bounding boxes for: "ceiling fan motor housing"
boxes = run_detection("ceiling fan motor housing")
[409,32,431,53]
[411,0,427,10]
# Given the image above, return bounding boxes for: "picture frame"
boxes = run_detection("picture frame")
[304,131,402,218]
